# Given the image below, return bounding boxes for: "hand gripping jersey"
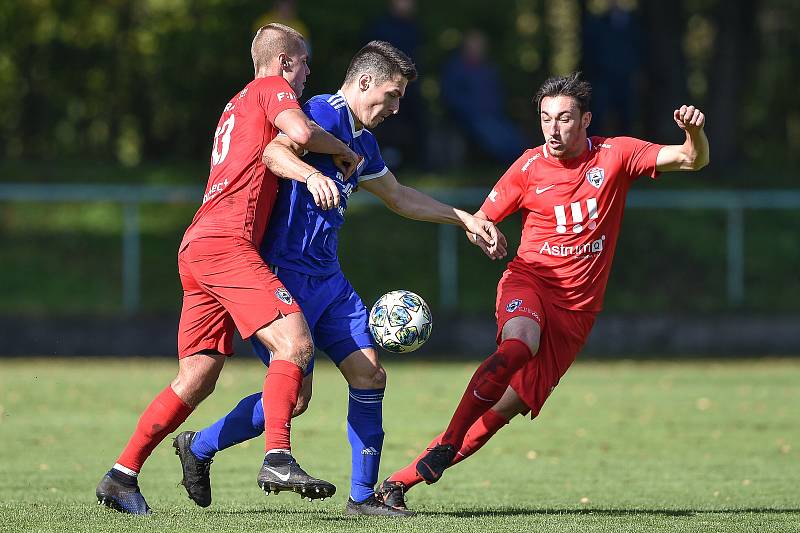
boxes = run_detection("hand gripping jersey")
[180,76,301,250]
[481,136,664,312]
[262,91,388,275]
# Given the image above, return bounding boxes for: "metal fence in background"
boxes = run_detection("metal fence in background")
[2,184,799,314]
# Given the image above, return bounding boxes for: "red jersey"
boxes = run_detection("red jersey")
[481,136,664,312]
[180,76,301,250]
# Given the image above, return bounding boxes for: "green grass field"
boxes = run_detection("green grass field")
[1,357,798,532]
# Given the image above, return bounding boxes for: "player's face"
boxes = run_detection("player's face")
[539,95,591,159]
[282,46,311,97]
[358,73,407,129]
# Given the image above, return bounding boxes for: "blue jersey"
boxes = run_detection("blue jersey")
[262,92,388,275]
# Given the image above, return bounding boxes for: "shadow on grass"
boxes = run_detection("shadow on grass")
[427,507,800,518]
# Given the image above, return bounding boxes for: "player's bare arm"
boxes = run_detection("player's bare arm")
[655,105,710,172]
[263,135,341,211]
[466,210,508,260]
[360,171,504,257]
[273,108,359,178]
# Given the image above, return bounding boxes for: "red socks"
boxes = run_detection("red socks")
[116,385,193,472]
[389,409,509,489]
[262,359,303,451]
[440,339,531,448]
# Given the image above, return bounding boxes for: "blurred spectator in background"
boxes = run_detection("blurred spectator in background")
[364,0,427,169]
[255,0,312,53]
[581,0,643,135]
[440,29,527,165]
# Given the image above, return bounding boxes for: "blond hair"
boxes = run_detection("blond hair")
[251,23,306,71]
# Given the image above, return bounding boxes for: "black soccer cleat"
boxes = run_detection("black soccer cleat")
[257,452,336,500]
[415,443,456,484]
[377,479,412,511]
[346,494,415,517]
[96,470,151,515]
[173,431,212,507]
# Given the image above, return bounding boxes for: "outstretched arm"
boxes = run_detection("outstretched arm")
[360,172,507,259]
[655,105,710,172]
[273,108,359,179]
[262,135,342,211]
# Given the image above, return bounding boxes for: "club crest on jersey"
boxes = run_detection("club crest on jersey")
[506,299,523,312]
[586,167,605,188]
[275,287,293,305]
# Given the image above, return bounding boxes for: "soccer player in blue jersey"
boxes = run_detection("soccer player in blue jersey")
[172,40,506,517]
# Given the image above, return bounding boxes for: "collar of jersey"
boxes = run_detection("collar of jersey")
[337,90,363,138]
[542,137,592,165]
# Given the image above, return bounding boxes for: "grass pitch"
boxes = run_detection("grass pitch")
[0,357,798,532]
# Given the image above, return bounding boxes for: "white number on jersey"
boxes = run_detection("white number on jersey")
[211,114,235,166]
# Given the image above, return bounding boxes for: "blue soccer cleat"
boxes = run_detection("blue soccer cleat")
[96,470,152,515]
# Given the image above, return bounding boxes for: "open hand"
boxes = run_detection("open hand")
[306,172,340,210]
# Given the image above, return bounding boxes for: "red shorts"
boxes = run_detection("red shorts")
[177,236,301,358]
[495,267,596,418]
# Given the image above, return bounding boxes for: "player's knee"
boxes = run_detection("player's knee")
[280,338,314,369]
[504,334,539,357]
[352,364,386,390]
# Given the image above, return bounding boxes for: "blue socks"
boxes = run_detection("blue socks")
[190,392,264,461]
[189,386,386,504]
[347,386,385,502]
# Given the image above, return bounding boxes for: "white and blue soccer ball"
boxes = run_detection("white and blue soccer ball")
[368,290,433,353]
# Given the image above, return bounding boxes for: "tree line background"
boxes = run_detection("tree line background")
[1,0,799,182]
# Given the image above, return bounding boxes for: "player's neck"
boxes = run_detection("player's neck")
[254,65,281,79]
[339,85,364,131]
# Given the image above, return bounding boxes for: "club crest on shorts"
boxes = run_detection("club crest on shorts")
[586,167,605,188]
[275,287,293,305]
[506,299,523,312]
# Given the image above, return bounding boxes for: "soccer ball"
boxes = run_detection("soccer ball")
[368,290,433,353]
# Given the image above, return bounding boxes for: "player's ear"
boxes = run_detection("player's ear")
[358,73,372,92]
[582,111,592,130]
[278,53,290,71]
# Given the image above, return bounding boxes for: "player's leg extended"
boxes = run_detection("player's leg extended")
[176,375,313,507]
[254,313,335,498]
[339,348,387,499]
[97,352,225,514]
[336,348,412,517]
[191,375,313,462]
[416,315,540,483]
[381,386,527,508]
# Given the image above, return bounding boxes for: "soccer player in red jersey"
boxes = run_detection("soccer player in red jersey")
[378,72,709,510]
[96,23,359,514]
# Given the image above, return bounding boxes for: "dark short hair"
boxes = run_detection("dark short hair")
[343,41,418,86]
[534,72,592,114]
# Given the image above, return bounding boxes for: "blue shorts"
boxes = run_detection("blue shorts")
[251,266,373,375]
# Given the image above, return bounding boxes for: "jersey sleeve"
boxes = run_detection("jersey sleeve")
[479,150,532,223]
[614,136,665,180]
[358,133,389,182]
[256,77,302,124]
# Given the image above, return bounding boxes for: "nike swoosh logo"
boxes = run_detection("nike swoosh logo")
[264,467,291,482]
[536,185,555,194]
